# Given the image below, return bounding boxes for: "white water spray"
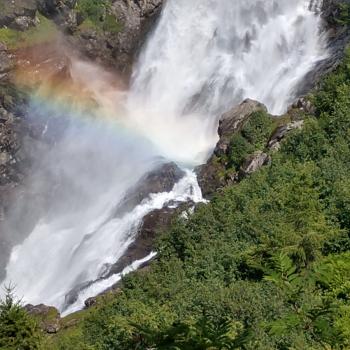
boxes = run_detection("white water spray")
[1,0,328,313]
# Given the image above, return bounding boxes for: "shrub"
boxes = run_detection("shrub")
[0,286,41,350]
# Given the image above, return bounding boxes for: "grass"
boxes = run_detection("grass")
[0,14,58,49]
[75,0,122,34]
[77,14,122,34]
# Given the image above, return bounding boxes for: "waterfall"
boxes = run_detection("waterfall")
[1,0,328,314]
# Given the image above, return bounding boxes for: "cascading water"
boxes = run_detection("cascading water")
[1,0,328,314]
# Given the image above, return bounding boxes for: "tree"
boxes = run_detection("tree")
[0,285,41,350]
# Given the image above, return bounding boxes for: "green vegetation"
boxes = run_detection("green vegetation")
[336,2,350,25]
[1,12,350,350]
[0,14,58,49]
[227,110,275,171]
[0,286,41,349]
[26,47,349,350]
[76,0,121,34]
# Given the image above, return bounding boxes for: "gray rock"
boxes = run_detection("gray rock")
[84,297,97,308]
[0,43,7,51]
[115,161,185,217]
[197,99,268,198]
[215,99,267,156]
[268,120,304,152]
[68,0,164,77]
[239,151,270,178]
[0,152,10,166]
[12,15,36,31]
[0,51,13,75]
[25,303,61,334]
[0,0,37,29]
[298,0,350,95]
[291,97,315,114]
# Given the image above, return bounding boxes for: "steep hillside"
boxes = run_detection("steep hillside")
[0,1,350,349]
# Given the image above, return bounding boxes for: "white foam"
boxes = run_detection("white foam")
[1,0,328,314]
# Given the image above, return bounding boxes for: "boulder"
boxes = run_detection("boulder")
[25,304,61,334]
[197,99,267,197]
[0,0,38,29]
[84,297,97,308]
[115,161,185,217]
[12,16,36,31]
[106,205,179,277]
[268,120,304,152]
[197,98,307,197]
[290,97,315,114]
[239,151,270,178]
[215,99,267,156]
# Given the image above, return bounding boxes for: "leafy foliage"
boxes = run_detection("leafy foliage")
[227,110,275,171]
[335,2,350,25]
[68,48,350,350]
[76,0,121,33]
[31,47,350,350]
[0,286,41,350]
[0,15,58,49]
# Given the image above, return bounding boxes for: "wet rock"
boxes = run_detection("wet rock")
[63,162,185,308]
[84,297,97,308]
[322,0,350,26]
[298,0,350,95]
[107,205,178,277]
[69,202,194,311]
[116,161,185,217]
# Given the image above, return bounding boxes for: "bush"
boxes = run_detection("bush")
[76,0,121,33]
[0,286,41,350]
[241,110,275,149]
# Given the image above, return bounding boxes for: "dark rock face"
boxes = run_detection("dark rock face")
[197,99,307,198]
[0,0,164,77]
[299,0,350,95]
[0,0,38,30]
[116,161,185,217]
[63,161,185,308]
[107,206,175,276]
[0,46,14,79]
[37,0,77,29]
[61,0,164,77]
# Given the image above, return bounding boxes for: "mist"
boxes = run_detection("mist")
[1,0,328,314]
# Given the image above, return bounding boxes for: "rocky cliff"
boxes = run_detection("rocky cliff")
[0,0,165,278]
[0,0,350,320]
[0,0,165,205]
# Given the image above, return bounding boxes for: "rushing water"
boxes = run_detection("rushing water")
[1,0,328,314]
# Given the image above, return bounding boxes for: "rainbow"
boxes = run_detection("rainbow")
[12,41,159,154]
